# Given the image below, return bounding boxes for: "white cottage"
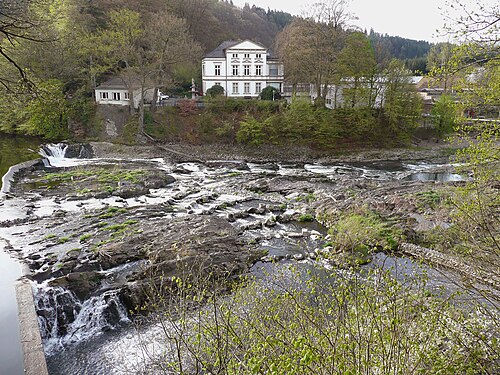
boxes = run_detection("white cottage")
[202,40,284,98]
[94,77,155,109]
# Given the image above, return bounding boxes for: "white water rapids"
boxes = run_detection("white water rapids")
[0,143,474,374]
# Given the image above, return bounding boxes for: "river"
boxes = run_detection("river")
[0,134,42,375]
[2,140,492,374]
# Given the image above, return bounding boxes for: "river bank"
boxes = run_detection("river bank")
[1,140,498,373]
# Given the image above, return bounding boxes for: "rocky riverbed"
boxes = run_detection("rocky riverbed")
[1,142,497,374]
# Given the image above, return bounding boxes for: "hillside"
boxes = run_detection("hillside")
[79,0,430,61]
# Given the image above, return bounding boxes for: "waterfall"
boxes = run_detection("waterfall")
[39,143,93,168]
[34,285,130,355]
[39,143,69,168]
[40,143,68,160]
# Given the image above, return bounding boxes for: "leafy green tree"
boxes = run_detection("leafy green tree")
[381,59,422,138]
[277,0,353,105]
[431,94,458,136]
[337,32,377,108]
[259,86,281,101]
[135,265,499,374]
[0,0,58,91]
[426,42,456,92]
[433,1,500,297]
[19,79,69,139]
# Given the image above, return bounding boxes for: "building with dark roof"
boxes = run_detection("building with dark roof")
[202,40,284,98]
[94,77,155,108]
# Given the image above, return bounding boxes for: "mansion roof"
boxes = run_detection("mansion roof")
[204,40,277,59]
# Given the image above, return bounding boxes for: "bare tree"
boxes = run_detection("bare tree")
[277,0,357,106]
[304,0,357,30]
[0,0,56,91]
[91,8,202,140]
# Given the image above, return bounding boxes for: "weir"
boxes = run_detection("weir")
[1,141,482,373]
[0,143,74,375]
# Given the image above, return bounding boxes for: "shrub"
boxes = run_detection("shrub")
[236,116,265,146]
[132,266,499,374]
[329,210,402,252]
[205,84,224,98]
[259,86,281,101]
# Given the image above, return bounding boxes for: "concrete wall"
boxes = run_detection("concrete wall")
[16,277,48,375]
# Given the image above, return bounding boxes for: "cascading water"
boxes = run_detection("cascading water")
[34,284,130,355]
[39,143,93,168]
[40,143,68,160]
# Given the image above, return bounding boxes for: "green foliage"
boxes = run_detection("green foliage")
[205,84,224,98]
[137,266,499,374]
[450,122,500,262]
[328,210,402,252]
[337,32,377,108]
[58,236,70,244]
[298,214,314,222]
[382,60,423,138]
[431,94,458,135]
[415,190,444,212]
[19,79,69,139]
[236,116,265,146]
[79,234,92,243]
[259,86,281,101]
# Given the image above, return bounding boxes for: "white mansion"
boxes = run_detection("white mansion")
[202,40,284,98]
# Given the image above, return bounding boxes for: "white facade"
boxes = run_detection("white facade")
[202,40,284,98]
[95,78,154,109]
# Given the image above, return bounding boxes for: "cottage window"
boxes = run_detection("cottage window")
[244,83,250,94]
[113,92,121,100]
[255,65,262,76]
[124,92,130,100]
[232,83,239,94]
[255,83,262,93]
[215,64,221,76]
[232,65,239,76]
[243,65,250,76]
[100,92,109,100]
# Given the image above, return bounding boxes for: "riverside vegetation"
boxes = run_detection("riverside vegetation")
[0,0,499,374]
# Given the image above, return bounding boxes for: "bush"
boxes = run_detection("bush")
[206,84,224,98]
[132,265,499,374]
[260,86,281,101]
[236,116,265,146]
[328,210,402,252]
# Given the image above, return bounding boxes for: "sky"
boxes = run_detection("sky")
[231,0,496,43]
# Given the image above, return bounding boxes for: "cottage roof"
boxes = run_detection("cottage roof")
[96,77,129,90]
